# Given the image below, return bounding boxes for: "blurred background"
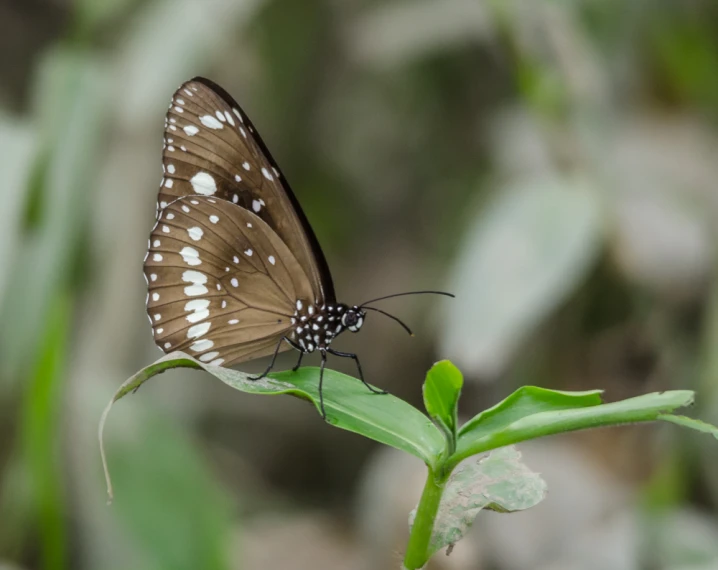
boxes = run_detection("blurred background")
[1,0,718,568]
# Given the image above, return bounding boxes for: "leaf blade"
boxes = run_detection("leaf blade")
[453,390,696,467]
[458,386,604,439]
[658,414,718,439]
[423,360,463,447]
[100,352,444,500]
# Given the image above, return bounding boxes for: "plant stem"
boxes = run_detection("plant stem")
[403,465,449,569]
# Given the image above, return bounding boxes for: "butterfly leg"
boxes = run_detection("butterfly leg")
[318,349,327,419]
[292,351,304,372]
[327,348,388,395]
[249,336,297,380]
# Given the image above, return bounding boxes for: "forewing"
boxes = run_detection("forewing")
[144,196,314,366]
[157,77,334,304]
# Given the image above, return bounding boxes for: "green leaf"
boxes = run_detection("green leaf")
[19,295,71,570]
[100,352,444,499]
[423,360,463,451]
[451,389,696,468]
[458,386,604,439]
[659,414,718,439]
[411,446,546,558]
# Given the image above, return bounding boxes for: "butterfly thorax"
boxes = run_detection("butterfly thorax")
[290,301,365,353]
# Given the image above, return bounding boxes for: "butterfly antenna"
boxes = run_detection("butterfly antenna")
[360,290,454,307]
[362,306,414,337]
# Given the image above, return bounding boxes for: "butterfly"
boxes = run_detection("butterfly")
[143,77,452,417]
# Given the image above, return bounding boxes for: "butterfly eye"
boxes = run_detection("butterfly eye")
[342,311,357,327]
[342,310,364,332]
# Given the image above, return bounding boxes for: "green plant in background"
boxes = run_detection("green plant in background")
[100,357,717,569]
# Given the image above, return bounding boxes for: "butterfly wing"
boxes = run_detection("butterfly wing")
[157,77,335,305]
[144,196,313,366]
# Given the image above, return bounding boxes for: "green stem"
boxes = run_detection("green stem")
[403,466,449,569]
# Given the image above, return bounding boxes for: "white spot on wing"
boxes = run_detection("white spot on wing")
[244,249,253,257]
[182,270,208,296]
[224,111,235,126]
[188,323,211,340]
[233,108,243,122]
[164,179,173,188]
[190,172,217,195]
[268,255,276,265]
[150,273,157,281]
[242,161,250,170]
[231,278,239,287]
[261,167,274,181]
[190,338,213,351]
[216,110,226,122]
[199,351,220,362]
[228,319,239,325]
[200,115,224,129]
[185,299,210,323]
[180,246,201,266]
[153,253,163,261]
[209,215,219,224]
[152,293,160,301]
[209,358,224,366]
[187,227,203,241]
[167,164,176,174]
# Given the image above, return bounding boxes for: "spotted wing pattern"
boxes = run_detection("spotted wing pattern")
[157,77,334,304]
[144,196,314,366]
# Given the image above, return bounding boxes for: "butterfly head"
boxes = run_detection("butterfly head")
[341,306,365,333]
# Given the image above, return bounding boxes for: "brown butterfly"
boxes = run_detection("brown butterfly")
[143,77,451,416]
